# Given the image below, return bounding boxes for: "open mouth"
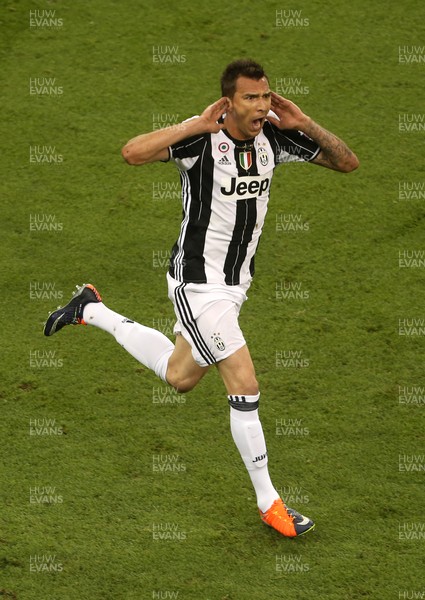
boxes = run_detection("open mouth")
[251,118,264,131]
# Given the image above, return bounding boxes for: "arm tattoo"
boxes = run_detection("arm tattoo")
[304,119,358,172]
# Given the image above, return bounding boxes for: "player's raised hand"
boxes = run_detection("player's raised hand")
[199,97,229,133]
[267,91,309,130]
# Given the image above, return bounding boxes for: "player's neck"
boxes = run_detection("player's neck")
[223,116,254,142]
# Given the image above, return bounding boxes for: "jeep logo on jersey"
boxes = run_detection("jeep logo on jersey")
[220,175,271,200]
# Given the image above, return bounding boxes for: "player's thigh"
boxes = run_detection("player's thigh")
[166,334,210,392]
[216,344,259,395]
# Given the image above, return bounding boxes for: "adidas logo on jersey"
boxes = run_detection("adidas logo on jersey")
[218,155,231,165]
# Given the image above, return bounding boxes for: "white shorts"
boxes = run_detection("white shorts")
[167,273,250,367]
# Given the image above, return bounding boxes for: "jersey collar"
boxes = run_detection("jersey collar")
[222,128,256,149]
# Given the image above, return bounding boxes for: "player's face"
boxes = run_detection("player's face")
[225,76,271,140]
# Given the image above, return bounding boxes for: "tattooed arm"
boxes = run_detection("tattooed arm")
[302,119,359,172]
[267,92,359,173]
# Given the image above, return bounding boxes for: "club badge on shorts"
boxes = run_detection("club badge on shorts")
[211,333,226,352]
[239,151,252,171]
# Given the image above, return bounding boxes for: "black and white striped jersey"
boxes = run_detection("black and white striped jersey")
[166,119,320,286]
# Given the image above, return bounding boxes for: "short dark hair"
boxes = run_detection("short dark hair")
[220,59,268,98]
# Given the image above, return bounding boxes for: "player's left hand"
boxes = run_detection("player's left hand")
[267,91,310,131]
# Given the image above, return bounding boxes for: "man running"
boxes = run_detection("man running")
[44,59,358,538]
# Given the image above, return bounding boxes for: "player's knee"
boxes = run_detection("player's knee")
[232,374,259,396]
[166,371,197,394]
[244,377,259,396]
[251,379,260,395]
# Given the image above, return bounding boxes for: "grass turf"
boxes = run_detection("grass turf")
[1,1,424,598]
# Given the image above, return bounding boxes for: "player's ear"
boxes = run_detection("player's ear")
[226,96,233,112]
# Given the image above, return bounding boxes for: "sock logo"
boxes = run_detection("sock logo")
[253,453,267,463]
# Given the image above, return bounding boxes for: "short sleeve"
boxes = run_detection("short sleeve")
[170,133,208,161]
[167,115,207,166]
[264,121,321,164]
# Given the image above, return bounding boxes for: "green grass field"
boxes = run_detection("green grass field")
[1,1,424,598]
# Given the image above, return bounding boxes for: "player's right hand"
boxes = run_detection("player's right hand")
[200,97,229,133]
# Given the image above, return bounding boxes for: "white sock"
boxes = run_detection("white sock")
[83,302,174,382]
[229,397,279,512]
